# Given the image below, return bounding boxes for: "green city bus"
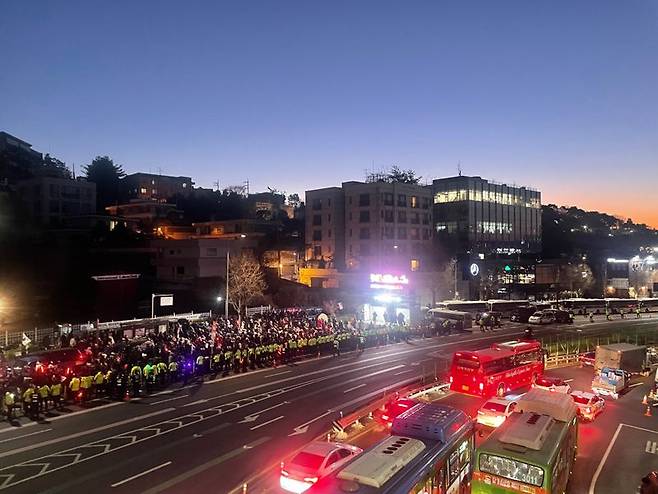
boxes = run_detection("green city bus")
[472,388,578,494]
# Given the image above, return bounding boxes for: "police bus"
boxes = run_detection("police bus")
[427,308,473,331]
[309,402,475,493]
[472,388,578,494]
[449,340,544,398]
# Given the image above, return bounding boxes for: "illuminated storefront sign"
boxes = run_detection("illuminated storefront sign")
[369,273,409,290]
[469,263,480,276]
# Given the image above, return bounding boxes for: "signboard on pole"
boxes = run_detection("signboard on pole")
[160,296,174,307]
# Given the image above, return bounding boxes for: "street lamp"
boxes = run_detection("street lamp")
[216,296,223,302]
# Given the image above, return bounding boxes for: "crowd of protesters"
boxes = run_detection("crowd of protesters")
[1,310,412,421]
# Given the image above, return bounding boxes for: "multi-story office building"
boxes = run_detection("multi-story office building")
[305,187,346,269]
[120,172,193,202]
[18,176,96,225]
[433,175,542,255]
[305,181,433,272]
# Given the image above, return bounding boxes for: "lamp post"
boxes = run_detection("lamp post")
[225,250,230,318]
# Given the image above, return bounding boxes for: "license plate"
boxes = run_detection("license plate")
[462,385,469,391]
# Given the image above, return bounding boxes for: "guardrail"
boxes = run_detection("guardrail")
[331,379,449,438]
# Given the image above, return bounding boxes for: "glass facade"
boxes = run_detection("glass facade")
[432,176,541,254]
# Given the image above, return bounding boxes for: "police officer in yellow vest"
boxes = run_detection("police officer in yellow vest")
[3,389,16,420]
[80,374,93,403]
[38,383,50,412]
[94,370,105,398]
[168,360,178,381]
[51,378,63,410]
[69,375,81,402]
[157,361,167,385]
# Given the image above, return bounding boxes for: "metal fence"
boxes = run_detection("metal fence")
[540,326,658,366]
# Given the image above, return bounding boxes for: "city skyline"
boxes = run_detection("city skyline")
[2,1,657,227]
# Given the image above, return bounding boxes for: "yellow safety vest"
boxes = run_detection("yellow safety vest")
[70,377,80,391]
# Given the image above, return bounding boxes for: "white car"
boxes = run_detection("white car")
[280,441,363,493]
[476,398,518,429]
[528,311,555,325]
[571,391,605,421]
[532,376,572,394]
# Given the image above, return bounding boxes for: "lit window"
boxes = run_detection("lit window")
[139,187,147,194]
[411,259,420,271]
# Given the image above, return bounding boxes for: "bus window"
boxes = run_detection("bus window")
[482,356,514,375]
[456,358,480,370]
[410,463,446,494]
[479,454,544,487]
[448,450,460,485]
[515,350,542,366]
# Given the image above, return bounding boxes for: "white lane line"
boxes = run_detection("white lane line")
[330,376,421,413]
[343,383,367,394]
[0,428,52,444]
[0,407,176,459]
[250,415,285,430]
[111,461,172,488]
[394,369,415,376]
[142,437,270,494]
[292,411,333,431]
[250,401,290,416]
[150,394,190,405]
[265,370,292,378]
[588,423,623,494]
[182,399,208,407]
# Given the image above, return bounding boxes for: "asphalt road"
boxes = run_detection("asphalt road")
[0,315,656,494]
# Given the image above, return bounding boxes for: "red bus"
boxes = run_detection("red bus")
[449,340,544,398]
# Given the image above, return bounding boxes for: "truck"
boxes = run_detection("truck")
[594,343,646,374]
[592,367,628,399]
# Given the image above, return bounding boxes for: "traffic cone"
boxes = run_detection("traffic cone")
[645,405,652,417]
[643,395,648,405]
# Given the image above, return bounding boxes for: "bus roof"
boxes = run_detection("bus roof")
[428,308,471,316]
[516,388,577,423]
[477,408,574,467]
[311,403,473,493]
[491,340,541,353]
[455,348,514,363]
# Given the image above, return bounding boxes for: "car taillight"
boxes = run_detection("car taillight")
[479,382,484,391]
[304,477,318,484]
[281,469,289,477]
[381,414,389,421]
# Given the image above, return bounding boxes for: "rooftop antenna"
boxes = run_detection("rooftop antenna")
[457,160,462,176]
[72,162,76,180]
[213,180,220,191]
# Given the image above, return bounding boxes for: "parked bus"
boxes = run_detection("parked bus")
[309,402,474,494]
[487,300,530,318]
[560,298,606,315]
[437,300,488,315]
[449,340,544,398]
[428,308,473,331]
[472,388,578,494]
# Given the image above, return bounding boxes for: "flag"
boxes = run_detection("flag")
[22,332,32,347]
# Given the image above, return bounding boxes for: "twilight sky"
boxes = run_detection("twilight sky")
[1,1,657,226]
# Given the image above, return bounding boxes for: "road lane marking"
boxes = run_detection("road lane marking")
[111,461,171,488]
[0,429,52,444]
[150,394,190,405]
[182,399,208,407]
[265,370,292,377]
[588,423,626,494]
[343,383,367,394]
[141,437,271,494]
[250,415,285,430]
[249,401,290,416]
[646,441,657,454]
[0,407,177,460]
[394,369,415,376]
[329,376,421,413]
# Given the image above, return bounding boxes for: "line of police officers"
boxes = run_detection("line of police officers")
[1,326,401,421]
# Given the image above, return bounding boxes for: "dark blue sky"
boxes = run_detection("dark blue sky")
[2,1,657,225]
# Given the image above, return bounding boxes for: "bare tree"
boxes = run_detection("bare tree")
[228,254,267,315]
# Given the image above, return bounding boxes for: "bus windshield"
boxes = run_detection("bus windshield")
[456,358,480,369]
[479,453,544,487]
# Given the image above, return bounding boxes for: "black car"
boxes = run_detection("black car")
[511,306,537,324]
